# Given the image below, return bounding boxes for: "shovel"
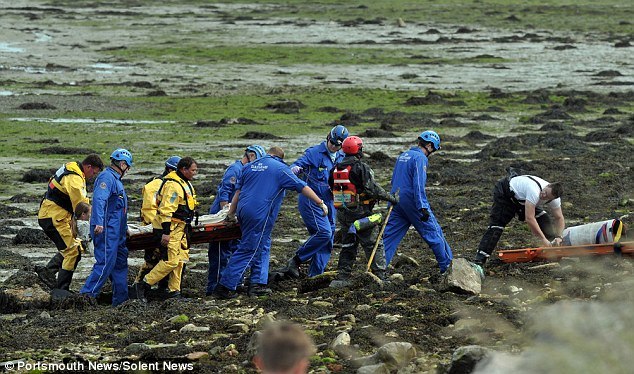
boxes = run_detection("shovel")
[366,203,394,272]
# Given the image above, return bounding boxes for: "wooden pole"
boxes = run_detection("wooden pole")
[366,204,394,272]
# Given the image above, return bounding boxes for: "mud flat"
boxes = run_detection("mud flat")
[0,1,633,373]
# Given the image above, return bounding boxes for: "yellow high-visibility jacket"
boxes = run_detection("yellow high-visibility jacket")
[152,171,197,232]
[38,161,89,220]
[140,177,162,225]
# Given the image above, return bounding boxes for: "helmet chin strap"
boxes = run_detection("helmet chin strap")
[112,161,128,176]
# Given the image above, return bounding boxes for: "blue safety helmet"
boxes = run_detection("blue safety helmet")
[165,155,181,170]
[328,125,349,146]
[110,148,133,167]
[245,144,266,160]
[418,130,441,151]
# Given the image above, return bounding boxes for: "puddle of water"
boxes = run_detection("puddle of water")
[10,117,174,125]
[0,90,13,96]
[34,32,52,43]
[9,66,48,74]
[0,43,23,53]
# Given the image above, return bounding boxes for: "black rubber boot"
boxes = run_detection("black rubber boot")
[37,252,64,288]
[165,290,181,299]
[36,267,57,289]
[281,255,301,279]
[157,277,169,293]
[247,284,272,297]
[474,227,503,265]
[56,269,74,291]
[133,281,149,303]
[46,252,64,273]
[213,284,238,299]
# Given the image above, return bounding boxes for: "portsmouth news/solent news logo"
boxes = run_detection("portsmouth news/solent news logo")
[2,360,195,371]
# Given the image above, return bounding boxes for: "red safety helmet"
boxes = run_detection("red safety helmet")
[342,136,363,156]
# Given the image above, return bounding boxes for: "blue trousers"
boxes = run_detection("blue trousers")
[207,239,238,294]
[295,195,335,276]
[80,227,128,306]
[383,205,453,273]
[219,213,275,290]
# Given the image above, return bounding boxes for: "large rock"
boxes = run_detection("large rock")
[376,342,416,370]
[448,345,493,374]
[357,363,390,374]
[330,331,351,350]
[330,331,352,357]
[439,258,481,295]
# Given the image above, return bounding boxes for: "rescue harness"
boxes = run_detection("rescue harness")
[157,176,197,224]
[43,162,82,214]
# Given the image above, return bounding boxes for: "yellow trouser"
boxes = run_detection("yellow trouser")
[38,202,82,271]
[144,221,189,292]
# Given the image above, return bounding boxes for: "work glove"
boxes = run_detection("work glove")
[387,193,399,205]
[551,236,563,247]
[319,200,328,217]
[419,208,430,222]
[290,165,302,175]
[225,212,238,224]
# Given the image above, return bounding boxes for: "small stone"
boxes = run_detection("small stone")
[124,343,150,355]
[168,314,189,324]
[179,324,210,333]
[186,351,209,361]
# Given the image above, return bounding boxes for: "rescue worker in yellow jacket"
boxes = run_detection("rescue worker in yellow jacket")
[134,156,198,302]
[135,156,181,291]
[37,154,104,290]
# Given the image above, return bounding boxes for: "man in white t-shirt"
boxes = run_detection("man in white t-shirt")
[472,174,565,272]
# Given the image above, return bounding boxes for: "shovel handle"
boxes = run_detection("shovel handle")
[366,204,394,272]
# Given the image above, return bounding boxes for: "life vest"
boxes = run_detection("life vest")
[157,176,197,224]
[332,165,359,209]
[43,162,82,214]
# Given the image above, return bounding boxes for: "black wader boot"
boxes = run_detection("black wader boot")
[56,269,74,291]
[281,255,301,279]
[37,252,63,288]
[474,226,504,265]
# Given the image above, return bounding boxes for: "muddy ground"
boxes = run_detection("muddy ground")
[1,91,632,373]
[1,1,634,374]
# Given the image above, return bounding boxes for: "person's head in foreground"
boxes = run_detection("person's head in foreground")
[254,321,316,374]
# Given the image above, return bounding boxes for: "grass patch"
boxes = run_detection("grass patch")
[111,44,511,66]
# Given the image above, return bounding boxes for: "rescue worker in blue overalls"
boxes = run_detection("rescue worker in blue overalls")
[80,149,132,306]
[213,146,328,299]
[37,154,104,290]
[134,157,199,302]
[134,155,181,293]
[206,145,266,296]
[279,125,349,278]
[328,136,399,288]
[382,131,453,274]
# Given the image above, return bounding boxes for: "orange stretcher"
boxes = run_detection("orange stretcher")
[498,241,634,263]
[126,222,241,251]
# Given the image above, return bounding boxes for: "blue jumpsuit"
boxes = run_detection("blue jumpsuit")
[218,155,306,290]
[80,167,129,306]
[382,147,453,273]
[292,142,344,276]
[207,160,242,294]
